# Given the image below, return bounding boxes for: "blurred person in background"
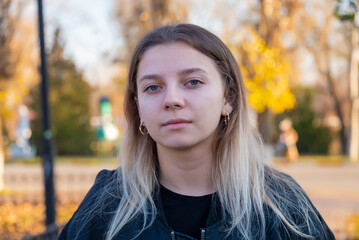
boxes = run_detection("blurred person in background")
[279,118,299,162]
[59,24,334,240]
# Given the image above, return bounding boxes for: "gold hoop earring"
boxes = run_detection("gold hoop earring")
[224,112,230,126]
[139,122,149,136]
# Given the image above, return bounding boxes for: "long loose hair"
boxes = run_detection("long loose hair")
[105,24,325,240]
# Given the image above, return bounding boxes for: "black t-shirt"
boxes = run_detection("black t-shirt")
[160,185,213,239]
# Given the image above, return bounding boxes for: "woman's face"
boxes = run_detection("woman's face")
[136,42,232,151]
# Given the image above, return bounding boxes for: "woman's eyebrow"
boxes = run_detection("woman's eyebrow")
[139,68,207,83]
[139,74,163,83]
[177,68,208,77]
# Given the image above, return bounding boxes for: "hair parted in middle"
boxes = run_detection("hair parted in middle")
[104,24,324,240]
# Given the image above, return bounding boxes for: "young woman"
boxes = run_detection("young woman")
[59,24,335,240]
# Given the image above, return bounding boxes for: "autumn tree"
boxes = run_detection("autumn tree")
[307,2,351,155]
[249,0,300,143]
[205,0,298,144]
[228,27,296,133]
[30,29,94,155]
[272,0,352,154]
[223,0,350,153]
[115,0,188,60]
[0,0,38,190]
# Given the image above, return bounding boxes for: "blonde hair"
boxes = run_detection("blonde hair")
[104,24,326,239]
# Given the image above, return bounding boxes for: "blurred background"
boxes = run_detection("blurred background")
[0,0,359,239]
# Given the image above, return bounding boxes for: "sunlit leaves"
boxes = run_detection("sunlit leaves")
[230,27,296,114]
[0,202,45,239]
[0,201,78,239]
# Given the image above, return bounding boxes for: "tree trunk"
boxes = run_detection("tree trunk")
[258,108,272,144]
[351,98,359,161]
[350,27,359,161]
[256,0,276,146]
[0,116,4,191]
[325,71,348,154]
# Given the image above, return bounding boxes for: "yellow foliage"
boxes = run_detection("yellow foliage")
[0,202,45,239]
[346,213,359,239]
[0,201,78,239]
[229,27,296,114]
[0,14,39,122]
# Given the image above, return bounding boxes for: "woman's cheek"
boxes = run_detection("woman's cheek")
[140,102,155,122]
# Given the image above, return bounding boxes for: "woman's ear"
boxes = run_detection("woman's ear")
[222,100,233,116]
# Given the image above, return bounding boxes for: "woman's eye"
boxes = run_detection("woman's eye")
[187,79,201,86]
[145,85,160,92]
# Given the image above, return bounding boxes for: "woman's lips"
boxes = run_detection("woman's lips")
[163,119,191,130]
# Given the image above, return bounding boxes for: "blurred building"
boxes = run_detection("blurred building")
[89,86,125,155]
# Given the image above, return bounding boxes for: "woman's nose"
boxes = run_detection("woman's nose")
[162,85,185,110]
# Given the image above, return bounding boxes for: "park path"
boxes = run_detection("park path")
[3,161,359,239]
[275,162,359,239]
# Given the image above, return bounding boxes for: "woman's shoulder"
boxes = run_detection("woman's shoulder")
[78,169,119,204]
[92,168,119,188]
[263,166,317,220]
[263,166,335,239]
[79,168,122,208]
[264,166,303,196]
[59,168,122,239]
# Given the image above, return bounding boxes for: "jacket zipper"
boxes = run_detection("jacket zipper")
[201,229,206,240]
[170,229,205,240]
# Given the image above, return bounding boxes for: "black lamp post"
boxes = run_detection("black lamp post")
[36,0,56,228]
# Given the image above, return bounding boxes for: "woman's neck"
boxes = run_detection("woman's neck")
[157,144,215,196]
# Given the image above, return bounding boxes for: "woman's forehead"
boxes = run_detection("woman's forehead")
[137,42,219,79]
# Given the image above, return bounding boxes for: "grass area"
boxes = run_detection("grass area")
[299,155,350,163]
[0,188,27,197]
[273,155,352,165]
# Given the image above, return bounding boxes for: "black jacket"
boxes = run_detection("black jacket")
[59,169,335,240]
